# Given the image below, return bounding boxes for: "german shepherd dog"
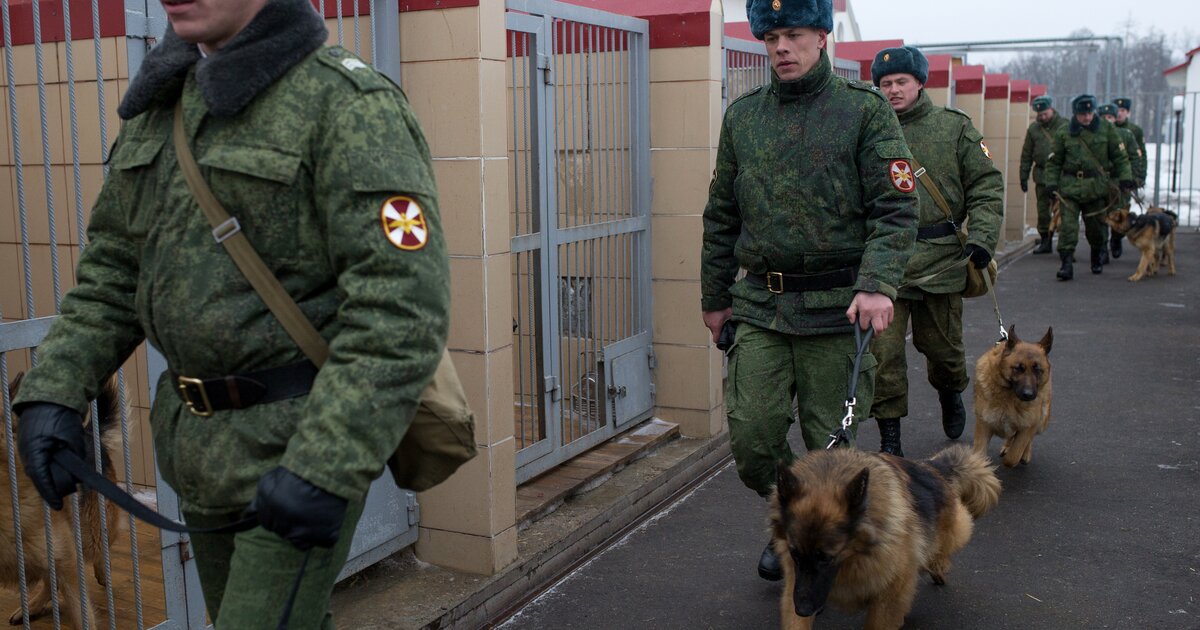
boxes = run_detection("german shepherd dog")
[2,373,124,629]
[772,445,1001,630]
[972,325,1053,468]
[1103,207,1178,282]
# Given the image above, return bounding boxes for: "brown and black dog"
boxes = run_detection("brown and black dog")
[2,374,124,629]
[1104,207,1178,282]
[772,445,1001,630]
[972,325,1053,468]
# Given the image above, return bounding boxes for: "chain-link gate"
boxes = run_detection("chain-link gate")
[507,0,653,484]
[0,1,407,627]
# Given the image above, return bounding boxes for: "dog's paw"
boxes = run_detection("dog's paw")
[930,573,946,586]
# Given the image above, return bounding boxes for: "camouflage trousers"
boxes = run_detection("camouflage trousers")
[1035,183,1057,233]
[184,499,365,629]
[1056,197,1110,253]
[726,323,876,496]
[870,293,968,420]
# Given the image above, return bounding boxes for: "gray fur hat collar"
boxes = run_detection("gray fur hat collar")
[118,0,328,119]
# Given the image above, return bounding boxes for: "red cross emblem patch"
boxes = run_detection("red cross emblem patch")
[381,196,429,251]
[889,159,915,193]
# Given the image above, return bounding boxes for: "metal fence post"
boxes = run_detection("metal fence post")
[371,0,400,84]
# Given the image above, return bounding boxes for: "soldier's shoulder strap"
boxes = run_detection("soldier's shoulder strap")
[847,80,887,102]
[943,105,972,119]
[314,46,397,94]
[728,85,764,108]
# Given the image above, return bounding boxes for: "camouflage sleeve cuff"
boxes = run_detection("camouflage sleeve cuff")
[854,278,897,301]
[701,294,732,312]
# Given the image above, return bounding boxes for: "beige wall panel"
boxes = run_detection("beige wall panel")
[400,7,481,62]
[0,243,22,317]
[650,80,721,149]
[651,215,703,281]
[926,87,950,107]
[324,16,375,62]
[653,343,722,410]
[650,45,719,83]
[651,148,716,215]
[58,80,121,166]
[435,158,484,256]
[0,167,14,241]
[448,255,486,352]
[401,60,482,158]
[655,403,725,438]
[957,93,984,129]
[416,437,516,537]
[482,158,510,255]
[56,37,120,83]
[416,523,517,576]
[651,280,708,346]
[14,84,67,165]
[11,44,60,85]
[15,165,71,246]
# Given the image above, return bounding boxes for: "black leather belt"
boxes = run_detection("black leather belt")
[173,360,319,417]
[917,222,958,240]
[1075,170,1103,179]
[746,268,857,294]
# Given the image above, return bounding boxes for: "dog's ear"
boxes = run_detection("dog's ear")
[1038,327,1053,355]
[845,467,870,516]
[6,372,24,408]
[776,461,801,503]
[1004,325,1019,351]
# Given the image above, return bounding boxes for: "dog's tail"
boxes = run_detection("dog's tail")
[930,444,1001,520]
[81,377,125,563]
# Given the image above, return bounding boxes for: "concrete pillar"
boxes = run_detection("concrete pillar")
[1007,80,1032,244]
[400,0,518,576]
[983,73,1013,244]
[924,54,952,107]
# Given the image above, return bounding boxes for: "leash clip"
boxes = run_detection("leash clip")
[826,398,856,450]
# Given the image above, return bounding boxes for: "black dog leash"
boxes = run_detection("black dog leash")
[826,324,875,450]
[53,450,309,629]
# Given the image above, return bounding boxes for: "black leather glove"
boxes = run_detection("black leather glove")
[15,402,86,510]
[1020,179,1028,193]
[964,244,992,269]
[1136,179,1145,190]
[250,466,348,550]
[1119,180,1136,192]
[1045,185,1058,197]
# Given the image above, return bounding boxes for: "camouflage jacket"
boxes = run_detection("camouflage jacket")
[700,50,918,336]
[1114,122,1147,184]
[895,91,1003,298]
[1115,119,1147,183]
[14,19,449,514]
[1044,117,1132,205]
[1019,113,1067,185]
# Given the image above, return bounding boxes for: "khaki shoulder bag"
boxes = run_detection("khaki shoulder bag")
[910,157,997,298]
[172,101,476,492]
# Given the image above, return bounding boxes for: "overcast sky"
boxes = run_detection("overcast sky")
[722,0,1199,62]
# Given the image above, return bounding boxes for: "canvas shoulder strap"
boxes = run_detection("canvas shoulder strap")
[1039,125,1054,145]
[909,156,966,249]
[1075,128,1112,176]
[172,100,330,367]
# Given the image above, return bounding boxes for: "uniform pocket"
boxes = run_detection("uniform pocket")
[109,136,166,235]
[199,143,304,263]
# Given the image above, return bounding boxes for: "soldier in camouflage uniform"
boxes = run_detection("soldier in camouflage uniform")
[1020,96,1069,254]
[869,46,1003,457]
[12,1,449,627]
[701,0,917,581]
[1044,94,1133,280]
[1111,96,1149,259]
[1100,103,1146,212]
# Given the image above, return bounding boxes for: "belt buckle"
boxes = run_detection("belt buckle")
[1076,171,1086,180]
[766,272,784,294]
[177,376,215,417]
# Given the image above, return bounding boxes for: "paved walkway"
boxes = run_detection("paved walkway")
[500,232,1200,629]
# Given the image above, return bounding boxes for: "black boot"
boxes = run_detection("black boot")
[1057,251,1074,280]
[938,389,966,439]
[1099,249,1110,266]
[1110,231,1123,259]
[877,418,904,457]
[758,541,782,581]
[1091,249,1103,274]
[1033,231,1053,254]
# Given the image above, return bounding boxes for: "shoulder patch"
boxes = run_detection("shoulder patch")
[315,46,395,94]
[728,85,764,108]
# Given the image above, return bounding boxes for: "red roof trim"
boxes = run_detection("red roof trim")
[0,0,124,46]
[400,0,478,10]
[955,64,984,94]
[1009,79,1030,103]
[724,22,755,42]
[984,73,1009,99]
[1030,84,1047,97]
[834,39,904,61]
[558,0,710,49]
